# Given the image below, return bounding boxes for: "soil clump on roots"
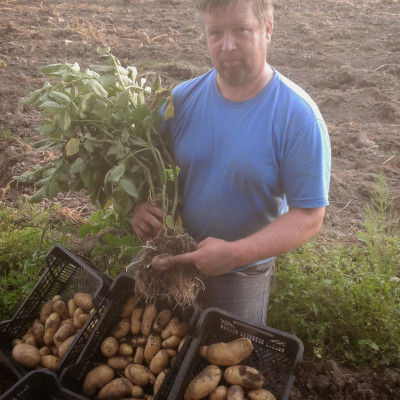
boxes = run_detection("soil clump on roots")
[127,234,205,310]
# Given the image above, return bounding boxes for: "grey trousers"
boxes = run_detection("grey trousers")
[197,259,275,325]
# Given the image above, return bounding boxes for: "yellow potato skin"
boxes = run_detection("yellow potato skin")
[125,364,155,386]
[209,385,228,400]
[184,365,222,400]
[205,338,253,366]
[82,364,115,397]
[12,343,41,369]
[227,385,245,400]
[97,377,133,400]
[247,389,277,400]
[224,366,265,390]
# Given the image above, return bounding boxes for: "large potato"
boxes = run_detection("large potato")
[54,323,75,348]
[144,333,161,364]
[58,334,77,358]
[153,309,172,333]
[184,365,222,400]
[125,364,155,386]
[107,356,132,370]
[40,354,60,370]
[73,292,93,311]
[97,377,133,400]
[82,364,115,397]
[224,366,265,389]
[203,338,253,366]
[12,343,41,368]
[120,294,137,318]
[149,349,169,375]
[111,318,131,339]
[141,304,158,336]
[101,337,119,357]
[53,299,69,320]
[39,300,54,324]
[44,312,61,346]
[130,304,144,335]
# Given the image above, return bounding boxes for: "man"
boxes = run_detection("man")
[132,0,331,324]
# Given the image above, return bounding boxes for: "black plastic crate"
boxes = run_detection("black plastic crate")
[0,369,86,400]
[0,244,112,381]
[167,307,304,400]
[60,272,199,400]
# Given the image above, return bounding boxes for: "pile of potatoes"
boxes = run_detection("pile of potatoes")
[183,338,276,400]
[81,294,190,400]
[11,292,95,371]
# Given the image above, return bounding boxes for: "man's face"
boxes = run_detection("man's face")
[202,0,272,88]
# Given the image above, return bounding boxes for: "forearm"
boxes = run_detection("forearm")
[231,207,326,267]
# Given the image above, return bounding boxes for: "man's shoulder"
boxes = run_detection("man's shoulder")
[172,69,215,97]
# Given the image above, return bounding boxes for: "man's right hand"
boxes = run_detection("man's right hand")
[131,202,163,239]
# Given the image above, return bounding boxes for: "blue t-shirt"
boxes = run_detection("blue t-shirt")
[162,68,331,249]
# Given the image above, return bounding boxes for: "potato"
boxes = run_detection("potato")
[209,385,228,400]
[60,318,74,327]
[97,377,134,400]
[44,312,61,345]
[31,322,45,347]
[131,385,145,398]
[184,365,222,400]
[227,385,245,400]
[149,349,169,375]
[153,309,172,333]
[52,295,61,302]
[144,333,161,364]
[111,318,131,339]
[224,366,265,389]
[22,333,37,347]
[58,334,77,358]
[12,343,41,368]
[40,300,54,324]
[101,336,119,357]
[73,308,88,329]
[247,389,276,400]
[119,343,134,356]
[161,335,181,349]
[160,317,179,339]
[130,304,144,335]
[12,338,24,346]
[54,323,75,348]
[204,338,253,366]
[141,304,158,336]
[53,300,69,320]
[67,298,78,318]
[125,364,155,386]
[153,370,167,395]
[73,292,93,311]
[40,354,60,370]
[82,364,115,397]
[171,322,190,337]
[39,346,52,357]
[120,294,137,318]
[133,346,145,364]
[131,335,147,347]
[107,356,133,370]
[166,348,177,359]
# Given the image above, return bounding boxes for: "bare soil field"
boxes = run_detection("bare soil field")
[0,0,399,398]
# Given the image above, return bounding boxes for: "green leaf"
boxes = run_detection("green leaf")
[70,157,87,174]
[86,79,108,98]
[40,63,68,75]
[107,163,125,182]
[58,109,72,131]
[120,177,139,199]
[40,101,63,114]
[97,46,111,56]
[28,186,47,203]
[88,64,115,73]
[37,124,56,136]
[65,138,80,157]
[49,91,70,105]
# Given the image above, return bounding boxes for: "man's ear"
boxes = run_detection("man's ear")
[265,21,273,42]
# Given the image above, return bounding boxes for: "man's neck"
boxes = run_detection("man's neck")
[216,64,274,102]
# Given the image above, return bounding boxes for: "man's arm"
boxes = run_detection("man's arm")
[173,207,326,276]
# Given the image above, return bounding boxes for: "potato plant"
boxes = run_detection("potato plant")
[16,46,178,229]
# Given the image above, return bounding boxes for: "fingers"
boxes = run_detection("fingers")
[131,202,163,239]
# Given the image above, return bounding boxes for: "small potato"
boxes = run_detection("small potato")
[120,294,137,318]
[161,335,181,349]
[54,323,75,348]
[12,338,24,346]
[171,322,190,337]
[153,309,172,333]
[130,304,144,335]
[133,346,145,364]
[53,300,69,320]
[107,356,133,370]
[22,333,37,347]
[166,348,177,358]
[131,385,145,398]
[40,300,54,324]
[58,334,77,358]
[111,318,131,339]
[227,385,245,400]
[149,349,169,375]
[12,343,41,368]
[67,298,78,318]
[40,354,60,370]
[160,317,179,339]
[119,343,134,357]
[205,338,253,367]
[44,312,61,346]
[131,335,147,347]
[97,377,133,400]
[209,385,228,400]
[153,370,167,395]
[224,366,265,389]
[39,346,52,357]
[184,365,222,400]
[144,333,161,364]
[73,292,93,311]
[73,308,88,329]
[101,336,119,357]
[247,389,276,400]
[82,364,115,397]
[141,304,158,336]
[198,345,208,359]
[125,364,155,386]
[31,322,45,347]
[52,295,61,302]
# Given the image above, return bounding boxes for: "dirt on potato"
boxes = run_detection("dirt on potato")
[1,0,400,398]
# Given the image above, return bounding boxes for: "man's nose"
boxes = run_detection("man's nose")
[221,32,236,51]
